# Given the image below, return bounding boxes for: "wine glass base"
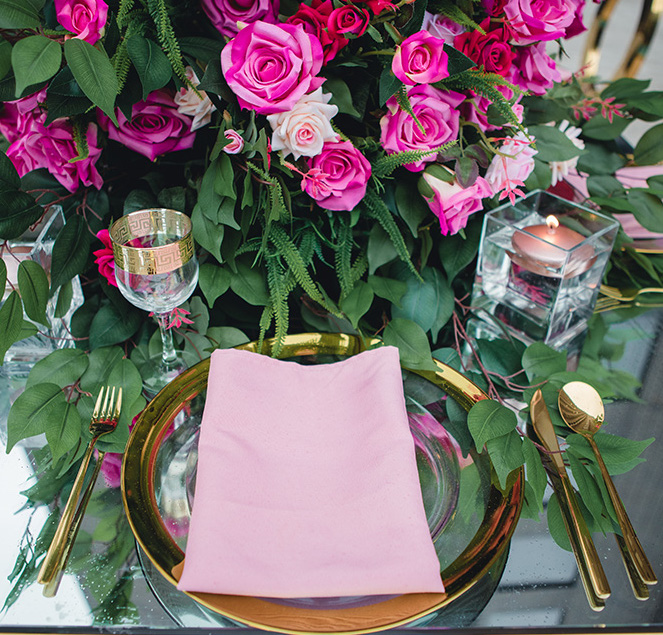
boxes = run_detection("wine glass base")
[140,354,189,398]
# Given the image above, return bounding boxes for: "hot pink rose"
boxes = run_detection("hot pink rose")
[98,90,195,161]
[454,19,515,77]
[201,0,279,38]
[54,0,108,45]
[422,171,492,236]
[565,0,586,37]
[510,43,561,95]
[6,119,103,193]
[327,4,370,37]
[482,0,508,15]
[93,229,118,287]
[355,0,395,15]
[221,22,325,115]
[421,12,466,41]
[380,84,464,172]
[286,0,347,63]
[392,31,449,86]
[504,0,578,44]
[303,140,371,211]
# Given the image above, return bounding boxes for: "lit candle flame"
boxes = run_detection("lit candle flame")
[546,215,559,233]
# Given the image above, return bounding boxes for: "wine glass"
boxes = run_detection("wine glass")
[110,208,199,395]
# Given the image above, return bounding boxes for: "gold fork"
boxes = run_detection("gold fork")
[599,284,663,301]
[595,296,663,313]
[37,386,122,594]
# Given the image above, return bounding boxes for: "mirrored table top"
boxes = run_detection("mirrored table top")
[1,310,662,634]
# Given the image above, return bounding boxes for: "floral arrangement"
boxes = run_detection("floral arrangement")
[1,0,662,617]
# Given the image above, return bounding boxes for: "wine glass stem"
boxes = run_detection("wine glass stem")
[156,314,178,366]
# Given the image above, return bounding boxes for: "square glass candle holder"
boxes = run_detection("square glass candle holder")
[470,191,619,354]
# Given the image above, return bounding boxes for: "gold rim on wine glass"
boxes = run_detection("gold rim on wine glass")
[110,208,195,276]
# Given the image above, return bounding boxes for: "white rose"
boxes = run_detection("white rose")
[485,130,537,197]
[266,89,339,160]
[549,120,584,186]
[174,66,217,132]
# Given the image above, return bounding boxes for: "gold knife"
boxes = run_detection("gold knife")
[530,389,611,610]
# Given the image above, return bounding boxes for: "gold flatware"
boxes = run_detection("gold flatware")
[599,285,663,301]
[530,389,610,610]
[559,382,658,593]
[38,386,122,594]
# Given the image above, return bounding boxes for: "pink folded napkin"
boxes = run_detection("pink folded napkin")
[177,346,444,598]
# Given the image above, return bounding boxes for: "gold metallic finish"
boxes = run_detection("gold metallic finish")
[559,382,658,590]
[110,209,194,276]
[38,386,122,592]
[122,333,524,635]
[530,390,611,610]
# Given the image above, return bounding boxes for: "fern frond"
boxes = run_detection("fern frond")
[396,86,425,134]
[257,304,274,354]
[111,41,132,93]
[69,118,89,163]
[246,162,289,224]
[146,0,190,86]
[117,0,135,27]
[335,216,354,298]
[372,140,458,177]
[234,237,262,257]
[436,0,484,32]
[265,256,291,357]
[362,189,421,280]
[349,249,368,286]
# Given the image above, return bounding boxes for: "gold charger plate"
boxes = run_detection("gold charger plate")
[122,333,524,634]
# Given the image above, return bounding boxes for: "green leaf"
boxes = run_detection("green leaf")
[50,214,91,290]
[547,492,572,551]
[528,125,586,162]
[566,432,654,475]
[198,263,231,308]
[6,383,63,452]
[633,123,663,166]
[26,348,89,389]
[340,280,374,329]
[383,318,437,371]
[0,151,20,192]
[395,181,429,237]
[11,35,61,98]
[367,224,398,274]
[64,38,118,126]
[230,259,269,306]
[586,175,624,199]
[0,0,44,30]
[577,143,626,175]
[191,204,223,263]
[325,77,361,118]
[17,260,48,326]
[467,399,518,450]
[0,39,12,80]
[46,398,82,462]
[178,36,224,64]
[79,346,124,393]
[0,258,5,292]
[89,302,142,348]
[582,115,630,141]
[0,290,23,362]
[438,221,480,282]
[601,77,650,100]
[127,35,172,100]
[379,66,402,106]
[485,430,524,489]
[444,43,476,76]
[567,452,608,529]
[522,436,547,514]
[626,189,663,233]
[521,342,567,382]
[476,337,526,380]
[0,190,42,239]
[367,275,407,307]
[205,326,250,349]
[54,279,73,318]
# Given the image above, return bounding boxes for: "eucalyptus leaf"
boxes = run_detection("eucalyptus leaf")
[582,115,630,141]
[11,35,60,97]
[79,346,124,393]
[0,151,20,192]
[528,125,586,162]
[521,342,567,382]
[567,452,609,529]
[566,432,654,475]
[367,275,407,307]
[46,399,82,462]
[89,302,142,349]
[522,436,547,514]
[229,260,269,306]
[17,260,48,326]
[0,258,6,292]
[198,263,231,307]
[0,190,42,239]
[127,35,172,99]
[383,318,437,371]
[467,399,518,450]
[546,492,572,551]
[54,279,73,318]
[27,348,89,389]
[50,215,91,290]
[0,0,44,28]
[0,290,23,362]
[6,382,63,452]
[340,280,374,329]
[485,430,524,489]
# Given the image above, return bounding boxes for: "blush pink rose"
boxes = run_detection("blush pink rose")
[303,140,371,211]
[98,90,195,161]
[421,12,466,41]
[327,5,370,37]
[6,119,103,193]
[93,229,118,287]
[504,0,578,44]
[380,84,464,172]
[392,31,449,86]
[54,0,108,45]
[201,0,279,38]
[510,43,561,95]
[485,131,537,200]
[422,171,492,236]
[286,0,347,63]
[221,22,324,115]
[223,129,245,154]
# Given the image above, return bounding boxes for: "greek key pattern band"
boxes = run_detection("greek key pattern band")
[110,209,194,276]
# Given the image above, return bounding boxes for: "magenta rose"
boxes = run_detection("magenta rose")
[286,0,347,64]
[380,84,464,172]
[392,31,449,86]
[221,22,324,115]
[303,140,371,211]
[98,90,195,161]
[355,0,396,15]
[504,0,577,44]
[0,88,47,144]
[510,43,561,95]
[565,0,586,37]
[482,0,508,15]
[327,5,370,37]
[454,19,515,77]
[201,0,279,38]
[93,229,118,288]
[7,118,103,193]
[421,171,492,236]
[54,0,108,45]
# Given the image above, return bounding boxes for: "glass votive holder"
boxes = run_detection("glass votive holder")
[470,190,619,355]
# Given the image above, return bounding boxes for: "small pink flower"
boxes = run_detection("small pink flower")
[392,30,449,86]
[93,230,118,287]
[168,307,194,329]
[54,0,108,45]
[223,129,245,154]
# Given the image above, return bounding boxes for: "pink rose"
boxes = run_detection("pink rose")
[93,230,118,287]
[286,0,347,63]
[174,66,217,131]
[221,22,325,115]
[98,90,195,161]
[303,140,371,211]
[510,43,561,96]
[565,0,586,38]
[327,5,370,37]
[461,84,517,132]
[54,0,108,45]
[223,129,245,154]
[380,84,464,172]
[355,0,396,15]
[7,119,103,193]
[422,171,492,236]
[392,31,449,86]
[485,131,537,201]
[454,19,515,77]
[0,88,47,143]
[201,0,279,38]
[504,0,578,44]
[482,0,508,15]
[421,12,466,41]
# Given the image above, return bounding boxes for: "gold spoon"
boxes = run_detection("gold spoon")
[559,381,657,598]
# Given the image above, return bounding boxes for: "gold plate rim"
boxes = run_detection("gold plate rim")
[121,332,524,635]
